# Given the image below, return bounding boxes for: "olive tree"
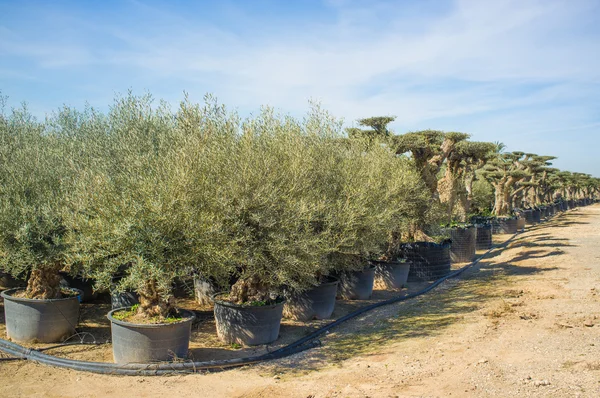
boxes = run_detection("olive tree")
[481,152,530,216]
[437,141,496,221]
[0,103,83,299]
[68,93,237,318]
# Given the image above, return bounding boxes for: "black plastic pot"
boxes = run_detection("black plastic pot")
[540,207,547,219]
[449,227,476,263]
[493,217,518,234]
[108,308,195,364]
[1,288,81,343]
[476,224,493,250]
[568,199,575,209]
[60,273,98,302]
[284,279,338,321]
[524,209,534,225]
[338,266,375,300]
[0,272,26,289]
[401,241,452,282]
[213,295,285,346]
[110,290,139,310]
[532,209,541,223]
[372,260,411,290]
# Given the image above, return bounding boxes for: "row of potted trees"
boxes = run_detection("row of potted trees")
[1,95,598,364]
[0,95,433,363]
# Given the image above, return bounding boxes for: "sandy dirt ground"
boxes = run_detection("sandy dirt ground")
[1,205,599,397]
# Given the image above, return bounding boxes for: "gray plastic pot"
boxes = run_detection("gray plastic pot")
[213,295,285,346]
[1,288,81,343]
[338,266,375,300]
[107,308,195,364]
[372,260,410,290]
[284,279,339,321]
[475,224,493,250]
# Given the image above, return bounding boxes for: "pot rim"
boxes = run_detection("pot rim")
[107,307,196,328]
[0,287,83,303]
[212,292,286,309]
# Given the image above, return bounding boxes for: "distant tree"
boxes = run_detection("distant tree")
[346,116,396,141]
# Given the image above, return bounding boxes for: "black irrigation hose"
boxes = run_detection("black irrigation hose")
[0,232,522,376]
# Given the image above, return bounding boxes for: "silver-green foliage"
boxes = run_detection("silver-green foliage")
[0,102,80,278]
[0,92,430,304]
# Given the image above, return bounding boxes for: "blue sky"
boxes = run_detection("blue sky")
[1,0,599,176]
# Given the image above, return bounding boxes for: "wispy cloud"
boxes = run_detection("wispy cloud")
[1,0,599,174]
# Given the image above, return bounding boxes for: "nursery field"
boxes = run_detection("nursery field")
[1,204,599,397]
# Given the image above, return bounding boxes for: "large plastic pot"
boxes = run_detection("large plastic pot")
[338,266,375,300]
[532,209,541,224]
[568,199,575,209]
[284,278,338,321]
[401,241,452,282]
[1,288,81,343]
[108,308,195,363]
[60,273,98,302]
[492,218,518,234]
[110,290,139,310]
[449,226,476,263]
[476,224,493,250]
[372,260,411,290]
[524,209,534,225]
[213,295,285,346]
[539,207,547,219]
[0,272,26,289]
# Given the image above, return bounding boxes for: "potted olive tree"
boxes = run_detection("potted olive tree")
[0,104,83,343]
[209,107,353,343]
[69,94,235,363]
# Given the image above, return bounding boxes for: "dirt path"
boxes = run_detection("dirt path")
[1,205,599,397]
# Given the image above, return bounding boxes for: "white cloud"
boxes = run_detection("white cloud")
[1,0,599,173]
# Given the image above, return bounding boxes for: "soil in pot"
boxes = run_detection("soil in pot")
[1,287,81,343]
[284,278,338,321]
[400,241,451,282]
[372,260,410,291]
[108,306,195,363]
[213,294,285,346]
[449,226,476,263]
[338,266,375,300]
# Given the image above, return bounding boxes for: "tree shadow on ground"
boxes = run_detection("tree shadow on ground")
[267,245,561,374]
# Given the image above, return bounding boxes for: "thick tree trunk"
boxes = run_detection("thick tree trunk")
[228,275,271,304]
[25,268,62,299]
[137,279,174,318]
[193,277,215,307]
